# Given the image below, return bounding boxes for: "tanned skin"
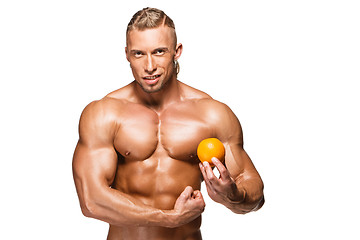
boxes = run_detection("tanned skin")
[73,25,264,240]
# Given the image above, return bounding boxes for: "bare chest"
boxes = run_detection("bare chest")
[114,103,213,162]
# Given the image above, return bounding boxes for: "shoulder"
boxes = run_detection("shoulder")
[178,82,242,142]
[81,97,123,122]
[79,97,124,142]
[196,98,242,143]
[199,98,237,122]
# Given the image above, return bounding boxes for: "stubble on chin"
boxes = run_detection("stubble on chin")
[136,80,164,93]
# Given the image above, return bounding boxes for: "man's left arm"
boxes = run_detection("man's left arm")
[199,101,264,214]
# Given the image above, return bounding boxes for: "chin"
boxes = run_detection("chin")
[139,81,164,93]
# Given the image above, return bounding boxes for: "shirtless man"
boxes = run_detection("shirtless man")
[73,8,264,240]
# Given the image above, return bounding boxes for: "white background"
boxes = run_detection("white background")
[1,0,359,239]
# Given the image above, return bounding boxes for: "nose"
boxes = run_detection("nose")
[145,55,156,74]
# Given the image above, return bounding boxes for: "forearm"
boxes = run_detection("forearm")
[226,179,264,214]
[79,185,177,228]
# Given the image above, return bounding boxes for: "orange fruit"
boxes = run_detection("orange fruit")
[197,138,225,166]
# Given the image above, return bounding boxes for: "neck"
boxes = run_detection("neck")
[134,76,181,111]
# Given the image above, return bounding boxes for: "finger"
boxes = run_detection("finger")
[203,161,219,185]
[193,191,206,209]
[192,190,203,199]
[211,157,231,181]
[199,162,212,183]
[199,163,210,183]
[202,162,223,197]
[199,163,216,192]
[181,186,194,198]
[199,163,207,180]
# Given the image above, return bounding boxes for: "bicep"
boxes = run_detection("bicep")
[224,141,260,182]
[213,102,260,181]
[72,141,118,216]
[73,101,119,195]
[73,141,118,188]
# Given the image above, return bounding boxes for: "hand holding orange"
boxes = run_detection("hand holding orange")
[197,138,225,167]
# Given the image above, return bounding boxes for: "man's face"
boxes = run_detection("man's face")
[126,26,182,93]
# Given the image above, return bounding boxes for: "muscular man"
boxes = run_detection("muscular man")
[73,7,264,240]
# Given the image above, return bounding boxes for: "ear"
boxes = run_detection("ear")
[125,47,129,62]
[174,43,183,61]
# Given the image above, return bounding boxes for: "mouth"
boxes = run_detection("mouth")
[143,74,161,85]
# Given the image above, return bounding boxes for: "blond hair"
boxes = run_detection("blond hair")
[127,8,175,30]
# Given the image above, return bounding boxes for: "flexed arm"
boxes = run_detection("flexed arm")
[199,101,264,214]
[72,100,205,227]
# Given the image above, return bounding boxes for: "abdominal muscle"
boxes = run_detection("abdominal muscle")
[108,156,203,240]
[107,217,202,240]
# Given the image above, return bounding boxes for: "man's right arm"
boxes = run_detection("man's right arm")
[72,100,205,228]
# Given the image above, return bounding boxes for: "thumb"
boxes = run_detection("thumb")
[174,186,194,208]
[181,186,194,198]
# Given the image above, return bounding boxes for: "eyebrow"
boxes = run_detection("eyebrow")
[130,49,144,54]
[129,47,170,54]
[153,47,169,53]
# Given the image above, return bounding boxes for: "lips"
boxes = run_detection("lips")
[143,74,161,85]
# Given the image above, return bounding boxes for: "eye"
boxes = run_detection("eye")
[134,51,143,57]
[154,49,165,55]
